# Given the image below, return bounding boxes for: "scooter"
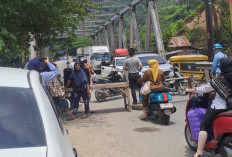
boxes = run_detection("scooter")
[165,66,188,96]
[144,87,176,125]
[185,94,232,156]
[93,71,124,102]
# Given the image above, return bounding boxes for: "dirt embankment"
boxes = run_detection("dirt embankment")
[185,6,221,30]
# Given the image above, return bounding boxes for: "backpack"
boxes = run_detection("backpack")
[210,76,232,110]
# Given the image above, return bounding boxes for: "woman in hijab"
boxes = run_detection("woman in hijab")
[186,58,232,157]
[138,59,165,120]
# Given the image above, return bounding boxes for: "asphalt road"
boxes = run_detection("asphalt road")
[54,60,195,157]
[63,92,196,157]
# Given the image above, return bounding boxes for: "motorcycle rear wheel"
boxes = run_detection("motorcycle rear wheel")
[161,115,170,125]
[185,124,197,151]
[95,89,107,102]
[219,135,232,157]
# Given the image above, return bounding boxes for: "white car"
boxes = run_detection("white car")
[101,56,126,78]
[0,67,77,157]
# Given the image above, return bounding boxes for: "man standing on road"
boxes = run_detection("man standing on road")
[65,62,90,120]
[123,48,142,105]
[210,43,227,77]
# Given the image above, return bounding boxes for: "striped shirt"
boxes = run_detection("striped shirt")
[124,56,142,73]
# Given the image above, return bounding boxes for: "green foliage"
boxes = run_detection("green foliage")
[0,0,99,66]
[71,36,92,48]
[185,27,206,48]
[50,36,92,57]
[213,0,232,55]
[158,3,203,33]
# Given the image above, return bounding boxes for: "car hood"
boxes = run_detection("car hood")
[0,146,47,157]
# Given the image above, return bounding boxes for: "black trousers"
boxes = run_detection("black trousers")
[200,108,227,131]
[129,73,141,103]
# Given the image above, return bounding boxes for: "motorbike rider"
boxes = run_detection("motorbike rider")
[186,58,232,157]
[138,59,165,120]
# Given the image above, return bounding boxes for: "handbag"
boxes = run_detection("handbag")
[140,81,151,95]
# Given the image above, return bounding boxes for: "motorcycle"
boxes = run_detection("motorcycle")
[165,66,188,96]
[93,71,124,102]
[143,87,176,125]
[185,93,232,156]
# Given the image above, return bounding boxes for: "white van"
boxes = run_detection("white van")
[84,46,110,73]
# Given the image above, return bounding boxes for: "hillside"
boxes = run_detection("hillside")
[91,0,231,55]
[116,0,231,54]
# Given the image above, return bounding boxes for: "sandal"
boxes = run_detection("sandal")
[66,114,75,121]
[81,114,88,119]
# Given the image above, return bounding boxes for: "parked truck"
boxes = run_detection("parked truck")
[83,46,110,74]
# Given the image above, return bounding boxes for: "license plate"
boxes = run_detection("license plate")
[160,103,174,109]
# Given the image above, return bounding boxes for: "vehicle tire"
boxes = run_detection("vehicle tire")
[161,115,170,125]
[95,89,107,102]
[219,135,232,157]
[73,148,78,157]
[185,124,197,151]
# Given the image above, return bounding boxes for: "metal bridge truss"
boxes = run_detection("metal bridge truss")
[77,0,166,59]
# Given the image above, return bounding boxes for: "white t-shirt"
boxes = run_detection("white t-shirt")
[70,62,75,70]
[195,83,227,109]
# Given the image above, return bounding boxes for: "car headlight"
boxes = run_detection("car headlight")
[169,70,174,78]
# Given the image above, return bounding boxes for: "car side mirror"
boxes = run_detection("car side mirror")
[55,98,70,112]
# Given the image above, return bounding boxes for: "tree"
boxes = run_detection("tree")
[0,0,99,66]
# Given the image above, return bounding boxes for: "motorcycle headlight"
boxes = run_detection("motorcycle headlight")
[169,70,174,78]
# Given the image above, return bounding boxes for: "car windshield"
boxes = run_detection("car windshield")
[92,53,109,61]
[138,56,166,66]
[115,59,125,66]
[0,87,46,149]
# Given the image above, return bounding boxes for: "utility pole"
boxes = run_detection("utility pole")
[229,0,232,32]
[205,0,214,62]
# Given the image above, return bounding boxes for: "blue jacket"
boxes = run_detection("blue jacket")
[210,51,227,74]
[40,63,59,85]
[69,69,88,91]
